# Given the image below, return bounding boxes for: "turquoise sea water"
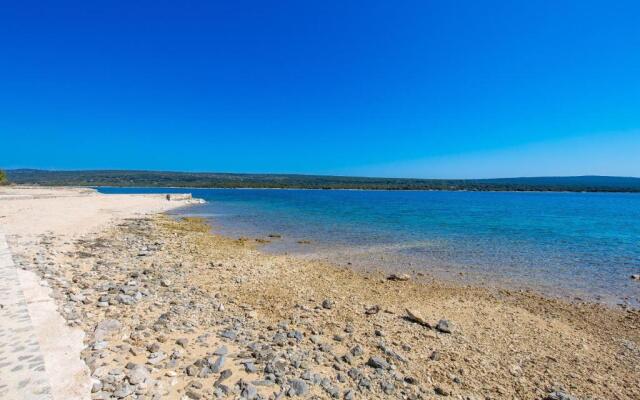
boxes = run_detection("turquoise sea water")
[98,188,640,307]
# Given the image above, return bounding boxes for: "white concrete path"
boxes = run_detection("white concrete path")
[0,233,52,399]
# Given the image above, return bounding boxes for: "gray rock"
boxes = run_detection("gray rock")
[147,351,166,365]
[366,356,390,370]
[288,379,308,396]
[220,329,237,340]
[213,345,228,355]
[126,365,150,385]
[288,330,303,341]
[273,332,288,345]
[436,319,453,333]
[91,379,103,393]
[92,340,108,350]
[214,369,233,387]
[211,355,226,373]
[322,299,334,309]
[113,382,134,398]
[240,381,258,399]
[545,392,578,400]
[147,342,161,352]
[198,366,213,378]
[244,361,257,373]
[186,364,200,376]
[350,345,364,357]
[185,390,202,399]
[404,376,418,385]
[69,293,85,302]
[381,381,395,394]
[364,305,380,315]
[117,294,135,305]
[325,385,340,398]
[387,273,410,281]
[94,319,122,340]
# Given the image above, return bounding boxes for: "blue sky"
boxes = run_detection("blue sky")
[1,1,639,178]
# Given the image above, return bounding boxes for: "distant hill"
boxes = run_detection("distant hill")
[479,176,640,191]
[5,169,640,192]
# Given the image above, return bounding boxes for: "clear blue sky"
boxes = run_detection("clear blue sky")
[1,1,639,178]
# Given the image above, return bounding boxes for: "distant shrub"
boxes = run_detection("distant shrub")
[0,169,8,185]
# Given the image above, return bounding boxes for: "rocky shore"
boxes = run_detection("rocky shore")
[9,212,640,400]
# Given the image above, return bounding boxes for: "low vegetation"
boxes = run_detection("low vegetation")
[5,169,640,192]
[0,169,8,185]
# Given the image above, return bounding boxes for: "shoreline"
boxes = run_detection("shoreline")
[1,187,639,399]
[98,185,640,194]
[242,237,636,311]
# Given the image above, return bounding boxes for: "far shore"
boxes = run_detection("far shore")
[1,186,639,399]
[70,184,640,194]
[6,181,640,194]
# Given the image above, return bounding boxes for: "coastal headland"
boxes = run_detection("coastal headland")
[0,187,638,399]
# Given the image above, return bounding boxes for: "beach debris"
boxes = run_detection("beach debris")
[436,319,453,333]
[387,273,411,281]
[405,308,432,328]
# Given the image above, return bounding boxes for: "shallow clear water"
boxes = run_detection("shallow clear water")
[98,187,640,306]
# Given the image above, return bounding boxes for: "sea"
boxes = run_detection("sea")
[98,187,640,307]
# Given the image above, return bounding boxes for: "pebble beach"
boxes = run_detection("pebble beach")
[1,187,639,400]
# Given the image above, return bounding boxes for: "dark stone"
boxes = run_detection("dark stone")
[366,356,389,370]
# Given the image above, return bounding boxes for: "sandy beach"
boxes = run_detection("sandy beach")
[1,187,638,400]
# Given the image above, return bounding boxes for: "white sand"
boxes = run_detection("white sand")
[0,186,198,400]
[0,186,193,238]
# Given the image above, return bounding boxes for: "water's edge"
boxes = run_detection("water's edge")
[98,187,640,309]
